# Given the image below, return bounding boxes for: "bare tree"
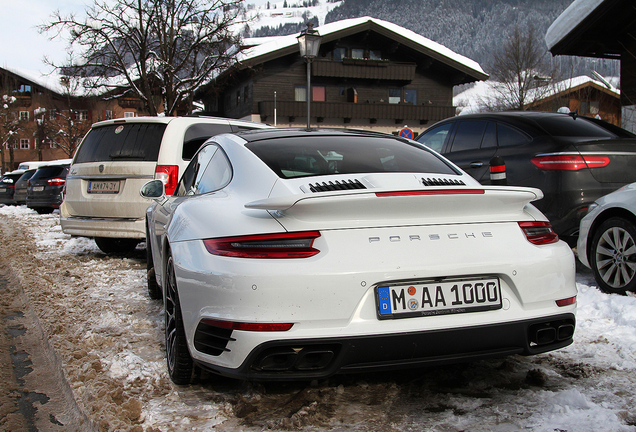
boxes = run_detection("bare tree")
[487,26,553,111]
[41,0,247,116]
[0,95,24,173]
[48,77,92,158]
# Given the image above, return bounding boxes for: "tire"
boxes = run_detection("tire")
[146,223,162,300]
[94,237,140,255]
[165,250,196,385]
[590,217,636,295]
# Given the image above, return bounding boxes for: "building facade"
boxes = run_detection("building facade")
[0,67,148,173]
[198,17,488,136]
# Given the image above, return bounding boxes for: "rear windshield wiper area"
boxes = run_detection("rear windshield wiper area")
[108,153,147,160]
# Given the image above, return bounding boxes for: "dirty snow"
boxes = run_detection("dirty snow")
[1,204,635,432]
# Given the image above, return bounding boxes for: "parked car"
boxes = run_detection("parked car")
[415,111,636,245]
[142,128,577,384]
[60,116,270,254]
[577,182,636,294]
[13,169,37,205]
[17,161,49,171]
[26,160,72,214]
[0,170,26,205]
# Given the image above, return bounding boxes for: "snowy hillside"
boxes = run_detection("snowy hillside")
[243,0,343,37]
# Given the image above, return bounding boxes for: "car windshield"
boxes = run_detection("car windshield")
[537,116,620,138]
[245,135,458,179]
[31,166,67,180]
[74,123,167,163]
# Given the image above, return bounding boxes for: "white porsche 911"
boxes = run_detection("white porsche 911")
[141,128,577,384]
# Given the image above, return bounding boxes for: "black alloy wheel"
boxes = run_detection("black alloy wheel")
[165,250,196,384]
[145,222,162,300]
[590,217,636,295]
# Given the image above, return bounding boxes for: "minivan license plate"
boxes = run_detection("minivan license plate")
[376,277,501,319]
[88,181,120,194]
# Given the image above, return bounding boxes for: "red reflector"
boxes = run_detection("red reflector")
[203,231,321,258]
[518,221,559,245]
[201,319,293,331]
[531,155,610,171]
[155,165,179,195]
[556,296,576,307]
[47,178,66,186]
[376,189,485,197]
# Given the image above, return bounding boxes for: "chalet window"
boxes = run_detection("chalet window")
[295,86,307,102]
[124,112,135,118]
[20,139,30,149]
[78,110,88,121]
[389,89,401,104]
[104,110,113,120]
[404,89,417,105]
[312,86,326,102]
[333,48,346,61]
[19,111,29,121]
[590,101,600,115]
[11,139,18,149]
[369,50,382,60]
[351,48,364,59]
[50,109,57,121]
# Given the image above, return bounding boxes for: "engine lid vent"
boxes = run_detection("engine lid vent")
[422,177,466,187]
[309,179,366,192]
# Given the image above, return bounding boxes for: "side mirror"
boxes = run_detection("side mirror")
[140,180,165,200]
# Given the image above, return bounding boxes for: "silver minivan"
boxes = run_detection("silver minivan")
[60,116,270,253]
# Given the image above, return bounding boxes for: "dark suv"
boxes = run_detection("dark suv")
[0,171,26,205]
[416,111,636,244]
[26,160,72,214]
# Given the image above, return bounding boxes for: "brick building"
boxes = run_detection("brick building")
[0,67,149,173]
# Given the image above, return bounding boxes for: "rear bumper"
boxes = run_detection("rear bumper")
[60,215,146,239]
[196,314,576,381]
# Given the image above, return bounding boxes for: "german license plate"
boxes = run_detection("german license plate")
[0,188,5,193]
[88,181,120,194]
[33,186,44,192]
[376,277,501,319]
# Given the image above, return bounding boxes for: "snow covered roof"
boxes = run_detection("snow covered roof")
[454,75,620,115]
[237,17,488,81]
[545,0,605,51]
[2,66,68,95]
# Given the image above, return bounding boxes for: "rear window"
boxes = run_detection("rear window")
[245,135,458,179]
[537,116,618,138]
[31,166,68,180]
[74,123,168,163]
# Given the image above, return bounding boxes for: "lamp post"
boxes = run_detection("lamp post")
[297,23,322,130]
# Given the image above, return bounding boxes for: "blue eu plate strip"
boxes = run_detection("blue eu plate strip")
[378,286,391,315]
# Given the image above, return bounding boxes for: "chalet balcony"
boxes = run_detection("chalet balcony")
[312,60,416,81]
[258,100,455,124]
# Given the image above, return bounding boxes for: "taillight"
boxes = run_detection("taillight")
[155,165,179,195]
[556,296,576,307]
[531,154,610,170]
[47,178,66,186]
[200,318,293,331]
[518,221,559,245]
[203,231,321,258]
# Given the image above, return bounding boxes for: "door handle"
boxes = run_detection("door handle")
[469,161,484,168]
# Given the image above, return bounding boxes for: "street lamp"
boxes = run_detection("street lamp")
[297,22,322,130]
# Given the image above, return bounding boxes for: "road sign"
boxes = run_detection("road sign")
[399,127,414,139]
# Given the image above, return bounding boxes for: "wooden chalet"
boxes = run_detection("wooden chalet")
[546,0,636,132]
[197,17,488,135]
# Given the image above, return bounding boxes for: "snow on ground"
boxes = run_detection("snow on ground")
[1,204,636,431]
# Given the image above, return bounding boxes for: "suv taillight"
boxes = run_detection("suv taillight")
[518,221,559,245]
[155,165,179,195]
[48,178,66,186]
[203,231,321,258]
[531,154,609,171]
